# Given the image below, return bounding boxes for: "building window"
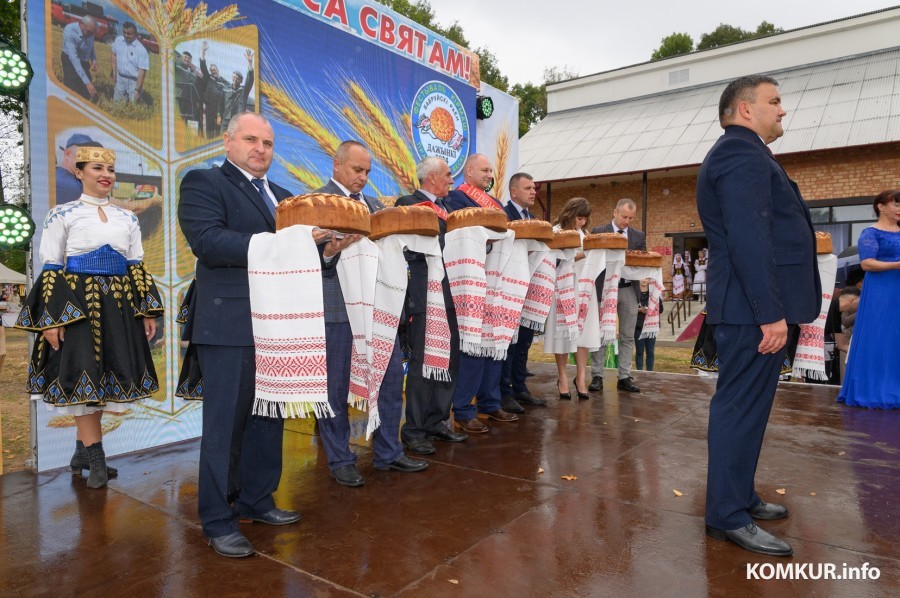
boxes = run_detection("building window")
[668,69,689,85]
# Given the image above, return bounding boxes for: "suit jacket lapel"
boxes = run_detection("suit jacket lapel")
[221,161,276,229]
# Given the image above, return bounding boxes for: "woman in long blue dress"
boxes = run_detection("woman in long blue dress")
[838,190,900,408]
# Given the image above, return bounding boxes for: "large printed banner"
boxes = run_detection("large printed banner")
[26,0,486,471]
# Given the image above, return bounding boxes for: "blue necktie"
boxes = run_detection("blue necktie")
[251,178,275,216]
[350,192,363,202]
[523,208,532,220]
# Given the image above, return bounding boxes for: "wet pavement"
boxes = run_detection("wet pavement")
[2,366,897,596]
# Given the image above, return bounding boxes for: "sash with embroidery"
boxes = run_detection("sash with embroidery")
[457,183,503,210]
[414,200,449,220]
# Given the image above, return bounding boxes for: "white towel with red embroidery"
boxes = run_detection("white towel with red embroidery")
[576,249,607,336]
[248,225,331,419]
[600,249,626,345]
[792,253,837,381]
[621,265,665,339]
[519,240,554,333]
[553,247,579,340]
[444,226,517,358]
[337,237,381,436]
[380,234,451,381]
[491,235,531,358]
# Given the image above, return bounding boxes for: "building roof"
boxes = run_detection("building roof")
[520,47,900,183]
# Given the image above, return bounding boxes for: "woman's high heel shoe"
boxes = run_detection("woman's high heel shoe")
[574,377,590,400]
[557,379,571,400]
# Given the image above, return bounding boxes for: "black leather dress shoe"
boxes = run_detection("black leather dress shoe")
[403,437,437,455]
[242,508,301,526]
[705,523,793,556]
[588,375,604,391]
[514,392,547,407]
[617,377,641,393]
[376,454,429,472]
[501,396,525,413]
[331,464,365,487]
[749,501,789,520]
[525,370,535,377]
[207,531,254,558]
[433,428,468,442]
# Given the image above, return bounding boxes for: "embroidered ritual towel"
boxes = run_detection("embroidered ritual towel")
[792,253,837,381]
[576,249,607,336]
[337,237,379,429]
[519,240,554,333]
[248,225,331,419]
[553,247,578,340]
[600,249,626,345]
[489,231,529,359]
[621,265,664,339]
[444,225,511,357]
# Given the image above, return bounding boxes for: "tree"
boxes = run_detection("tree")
[651,33,694,61]
[0,0,22,118]
[696,21,783,51]
[511,66,577,137]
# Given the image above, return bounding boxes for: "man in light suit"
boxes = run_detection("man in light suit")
[395,157,468,455]
[499,172,548,413]
[179,112,307,558]
[445,154,520,433]
[315,140,428,487]
[698,75,820,556]
[589,198,646,393]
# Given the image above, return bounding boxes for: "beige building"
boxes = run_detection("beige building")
[520,7,900,290]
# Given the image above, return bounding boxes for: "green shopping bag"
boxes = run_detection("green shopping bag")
[604,341,619,369]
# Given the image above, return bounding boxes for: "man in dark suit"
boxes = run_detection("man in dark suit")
[698,75,820,556]
[395,157,468,455]
[589,198,646,393]
[314,140,428,487]
[499,172,548,413]
[178,112,309,558]
[444,154,519,433]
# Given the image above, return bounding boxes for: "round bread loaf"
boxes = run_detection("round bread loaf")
[370,206,440,241]
[548,230,582,250]
[815,231,833,255]
[446,207,508,233]
[276,193,371,235]
[507,219,553,242]
[625,250,664,268]
[583,232,628,251]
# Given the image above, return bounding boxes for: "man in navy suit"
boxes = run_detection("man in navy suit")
[697,75,820,556]
[395,157,468,455]
[178,112,309,558]
[314,140,428,487]
[588,198,646,394]
[500,172,548,413]
[445,153,519,433]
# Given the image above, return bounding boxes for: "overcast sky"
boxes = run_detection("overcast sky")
[425,1,897,85]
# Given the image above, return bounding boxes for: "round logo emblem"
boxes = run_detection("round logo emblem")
[411,81,470,176]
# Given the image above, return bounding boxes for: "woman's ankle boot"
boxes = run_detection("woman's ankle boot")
[85,442,109,489]
[71,440,118,478]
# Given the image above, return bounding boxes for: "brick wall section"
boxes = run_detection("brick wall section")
[539,141,900,252]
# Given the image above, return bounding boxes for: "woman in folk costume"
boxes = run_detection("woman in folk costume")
[838,190,900,408]
[671,252,689,300]
[16,147,164,488]
[692,248,708,299]
[544,197,598,400]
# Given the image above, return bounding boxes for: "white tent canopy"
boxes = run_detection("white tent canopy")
[0,261,26,284]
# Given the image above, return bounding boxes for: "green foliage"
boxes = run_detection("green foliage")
[651,33,694,61]
[652,22,784,60]
[0,0,23,116]
[475,47,508,92]
[697,21,782,51]
[510,81,543,138]
[0,247,26,273]
[511,66,578,138]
